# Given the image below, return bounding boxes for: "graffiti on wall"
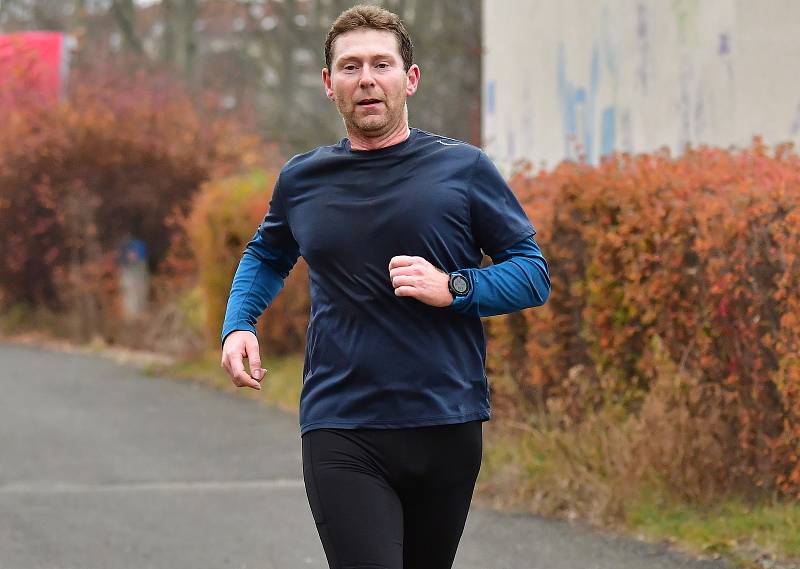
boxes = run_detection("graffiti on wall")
[636,2,650,92]
[557,42,597,161]
[791,101,800,137]
[557,41,620,163]
[485,0,800,171]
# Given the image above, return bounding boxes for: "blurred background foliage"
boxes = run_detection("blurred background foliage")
[0,0,481,154]
[185,168,309,353]
[0,0,480,350]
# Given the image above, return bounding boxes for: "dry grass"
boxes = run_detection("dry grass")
[476,340,799,566]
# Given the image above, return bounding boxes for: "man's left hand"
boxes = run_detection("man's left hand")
[388,255,452,307]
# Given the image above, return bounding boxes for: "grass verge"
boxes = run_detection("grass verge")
[627,494,800,568]
[146,349,304,414]
[477,423,800,569]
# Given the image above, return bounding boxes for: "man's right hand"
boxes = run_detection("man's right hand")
[220,331,266,390]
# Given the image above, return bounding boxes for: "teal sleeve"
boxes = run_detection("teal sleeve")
[219,239,298,346]
[220,177,301,346]
[448,235,550,317]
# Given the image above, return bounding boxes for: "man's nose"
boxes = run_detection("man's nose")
[358,67,376,88]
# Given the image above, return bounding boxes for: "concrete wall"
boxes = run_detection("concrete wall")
[483,0,800,173]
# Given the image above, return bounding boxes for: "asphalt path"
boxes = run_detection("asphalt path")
[0,343,730,569]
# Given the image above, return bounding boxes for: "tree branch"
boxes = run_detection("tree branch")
[110,0,144,54]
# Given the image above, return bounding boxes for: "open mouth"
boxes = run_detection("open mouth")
[357,99,383,106]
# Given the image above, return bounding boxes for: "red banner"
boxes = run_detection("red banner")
[0,32,68,102]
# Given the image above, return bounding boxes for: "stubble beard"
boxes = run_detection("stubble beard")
[341,99,403,138]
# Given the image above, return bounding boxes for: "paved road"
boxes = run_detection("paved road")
[0,343,730,569]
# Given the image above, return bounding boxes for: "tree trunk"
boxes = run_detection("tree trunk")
[111,0,144,54]
[162,0,198,79]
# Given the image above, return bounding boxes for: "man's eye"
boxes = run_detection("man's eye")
[343,65,357,71]
[376,63,389,69]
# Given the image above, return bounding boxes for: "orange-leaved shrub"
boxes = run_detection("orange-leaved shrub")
[491,140,800,499]
[186,169,309,355]
[0,67,271,340]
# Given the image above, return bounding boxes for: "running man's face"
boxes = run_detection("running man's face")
[323,29,420,138]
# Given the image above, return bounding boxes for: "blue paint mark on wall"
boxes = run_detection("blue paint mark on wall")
[557,43,576,159]
[636,2,650,91]
[718,32,730,55]
[506,127,516,161]
[557,42,602,162]
[601,106,616,157]
[521,81,534,156]
[790,101,800,136]
[585,46,600,162]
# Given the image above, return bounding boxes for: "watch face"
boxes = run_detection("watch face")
[452,274,469,294]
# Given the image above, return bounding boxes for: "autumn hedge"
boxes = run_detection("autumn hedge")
[0,68,270,339]
[490,140,800,498]
[186,169,309,355]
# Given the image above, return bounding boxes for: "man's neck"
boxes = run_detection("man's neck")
[348,122,411,151]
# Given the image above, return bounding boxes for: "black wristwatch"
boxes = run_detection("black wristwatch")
[448,272,471,297]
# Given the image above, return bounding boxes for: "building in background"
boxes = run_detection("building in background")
[483,0,800,173]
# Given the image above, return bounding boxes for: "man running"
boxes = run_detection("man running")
[220,5,550,568]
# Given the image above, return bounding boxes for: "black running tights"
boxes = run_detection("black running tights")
[301,420,483,569]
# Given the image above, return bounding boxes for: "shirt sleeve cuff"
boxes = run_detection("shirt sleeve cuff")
[446,270,477,315]
[221,325,257,347]
[451,291,470,308]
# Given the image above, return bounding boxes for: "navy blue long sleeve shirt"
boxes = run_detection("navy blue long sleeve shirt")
[221,128,550,433]
[222,234,550,344]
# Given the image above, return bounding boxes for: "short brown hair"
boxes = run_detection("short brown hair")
[324,4,414,72]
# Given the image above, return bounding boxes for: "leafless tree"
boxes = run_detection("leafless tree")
[0,0,481,154]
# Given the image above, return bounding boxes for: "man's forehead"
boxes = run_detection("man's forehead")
[331,29,401,61]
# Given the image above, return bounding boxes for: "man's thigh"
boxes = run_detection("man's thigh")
[401,421,483,569]
[302,429,404,569]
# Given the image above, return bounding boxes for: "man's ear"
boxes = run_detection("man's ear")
[322,68,335,101]
[405,64,420,97]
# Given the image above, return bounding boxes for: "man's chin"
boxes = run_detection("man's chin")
[352,117,389,133]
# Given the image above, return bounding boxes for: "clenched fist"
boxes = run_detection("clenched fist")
[388,255,453,308]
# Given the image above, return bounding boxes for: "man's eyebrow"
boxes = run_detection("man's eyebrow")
[337,53,398,64]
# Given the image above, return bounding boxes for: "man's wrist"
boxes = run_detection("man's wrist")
[446,270,474,310]
[451,291,469,307]
[221,325,257,347]
[448,271,472,298]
